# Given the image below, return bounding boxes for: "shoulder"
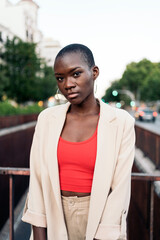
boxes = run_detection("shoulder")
[100,100,135,126]
[37,103,68,122]
[34,103,69,134]
[101,102,135,142]
[115,107,135,126]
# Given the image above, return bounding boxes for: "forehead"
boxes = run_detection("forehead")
[54,52,88,71]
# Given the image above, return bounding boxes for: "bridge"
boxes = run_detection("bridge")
[0,115,160,240]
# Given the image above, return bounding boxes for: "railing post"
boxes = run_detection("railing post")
[9,174,14,240]
[0,168,159,240]
[150,181,154,240]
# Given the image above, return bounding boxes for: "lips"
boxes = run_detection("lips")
[67,92,79,99]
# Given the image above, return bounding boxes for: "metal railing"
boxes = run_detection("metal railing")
[0,168,29,240]
[131,173,160,240]
[135,125,160,168]
[0,167,160,240]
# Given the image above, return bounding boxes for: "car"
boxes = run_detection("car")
[134,108,157,122]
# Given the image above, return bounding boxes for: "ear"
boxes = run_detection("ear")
[92,66,99,80]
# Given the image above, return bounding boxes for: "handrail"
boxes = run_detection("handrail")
[1,167,160,179]
[0,167,30,176]
[0,167,29,240]
[0,167,160,240]
[131,172,160,240]
[135,124,160,168]
[131,172,160,181]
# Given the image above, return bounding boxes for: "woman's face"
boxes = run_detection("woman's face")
[54,52,99,104]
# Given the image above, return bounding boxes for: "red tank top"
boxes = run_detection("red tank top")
[57,128,98,192]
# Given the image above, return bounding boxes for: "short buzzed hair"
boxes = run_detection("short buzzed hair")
[55,43,95,68]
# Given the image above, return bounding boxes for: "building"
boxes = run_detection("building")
[0,0,61,63]
[0,0,42,42]
[0,23,15,42]
[39,38,61,66]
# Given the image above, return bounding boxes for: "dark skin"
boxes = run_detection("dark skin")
[33,52,99,240]
[33,226,47,240]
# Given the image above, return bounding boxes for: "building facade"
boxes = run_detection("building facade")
[0,0,61,64]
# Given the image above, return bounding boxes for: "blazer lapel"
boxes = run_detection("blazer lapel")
[86,101,118,240]
[47,102,70,211]
[45,99,117,239]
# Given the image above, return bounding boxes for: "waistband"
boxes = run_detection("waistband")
[61,195,90,207]
[62,195,90,202]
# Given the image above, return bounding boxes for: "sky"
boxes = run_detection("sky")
[11,0,160,97]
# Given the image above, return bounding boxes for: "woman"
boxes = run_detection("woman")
[22,44,135,240]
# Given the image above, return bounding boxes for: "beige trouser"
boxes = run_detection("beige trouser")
[61,195,90,240]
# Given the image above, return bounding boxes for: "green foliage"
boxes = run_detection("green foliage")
[141,66,160,101]
[103,58,160,103]
[0,67,9,99]
[102,80,122,102]
[0,101,44,116]
[33,64,57,101]
[17,104,44,115]
[0,37,57,103]
[120,59,154,99]
[0,101,18,115]
[102,80,131,106]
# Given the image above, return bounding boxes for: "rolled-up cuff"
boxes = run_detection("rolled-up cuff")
[94,224,126,240]
[22,209,47,227]
[21,194,47,227]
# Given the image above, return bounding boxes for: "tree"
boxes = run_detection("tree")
[120,59,154,100]
[33,64,57,101]
[102,80,122,102]
[141,66,160,101]
[0,67,9,99]
[102,58,160,104]
[0,37,57,103]
[102,80,131,106]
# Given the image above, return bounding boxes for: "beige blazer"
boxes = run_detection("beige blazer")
[22,99,135,240]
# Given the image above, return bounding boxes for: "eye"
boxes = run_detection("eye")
[56,77,64,82]
[73,71,81,77]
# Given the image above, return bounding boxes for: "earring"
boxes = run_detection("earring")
[94,81,97,95]
[55,88,67,103]
[56,88,60,94]
[55,88,60,101]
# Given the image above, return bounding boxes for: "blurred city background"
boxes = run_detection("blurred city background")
[0,0,160,239]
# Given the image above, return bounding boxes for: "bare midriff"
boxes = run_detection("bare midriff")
[61,190,91,197]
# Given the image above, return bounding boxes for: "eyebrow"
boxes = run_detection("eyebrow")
[55,67,81,75]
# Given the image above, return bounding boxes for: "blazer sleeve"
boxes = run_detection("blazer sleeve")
[94,115,135,240]
[21,115,47,227]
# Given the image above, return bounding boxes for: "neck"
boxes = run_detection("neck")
[69,95,100,116]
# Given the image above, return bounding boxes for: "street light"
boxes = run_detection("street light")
[112,90,118,96]
[130,101,135,107]
[112,89,135,101]
[112,89,136,108]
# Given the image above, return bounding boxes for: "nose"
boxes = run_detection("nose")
[64,77,76,90]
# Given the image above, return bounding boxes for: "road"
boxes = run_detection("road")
[134,114,160,135]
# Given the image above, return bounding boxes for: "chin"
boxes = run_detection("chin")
[67,96,83,105]
[67,94,92,105]
[67,98,81,104]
